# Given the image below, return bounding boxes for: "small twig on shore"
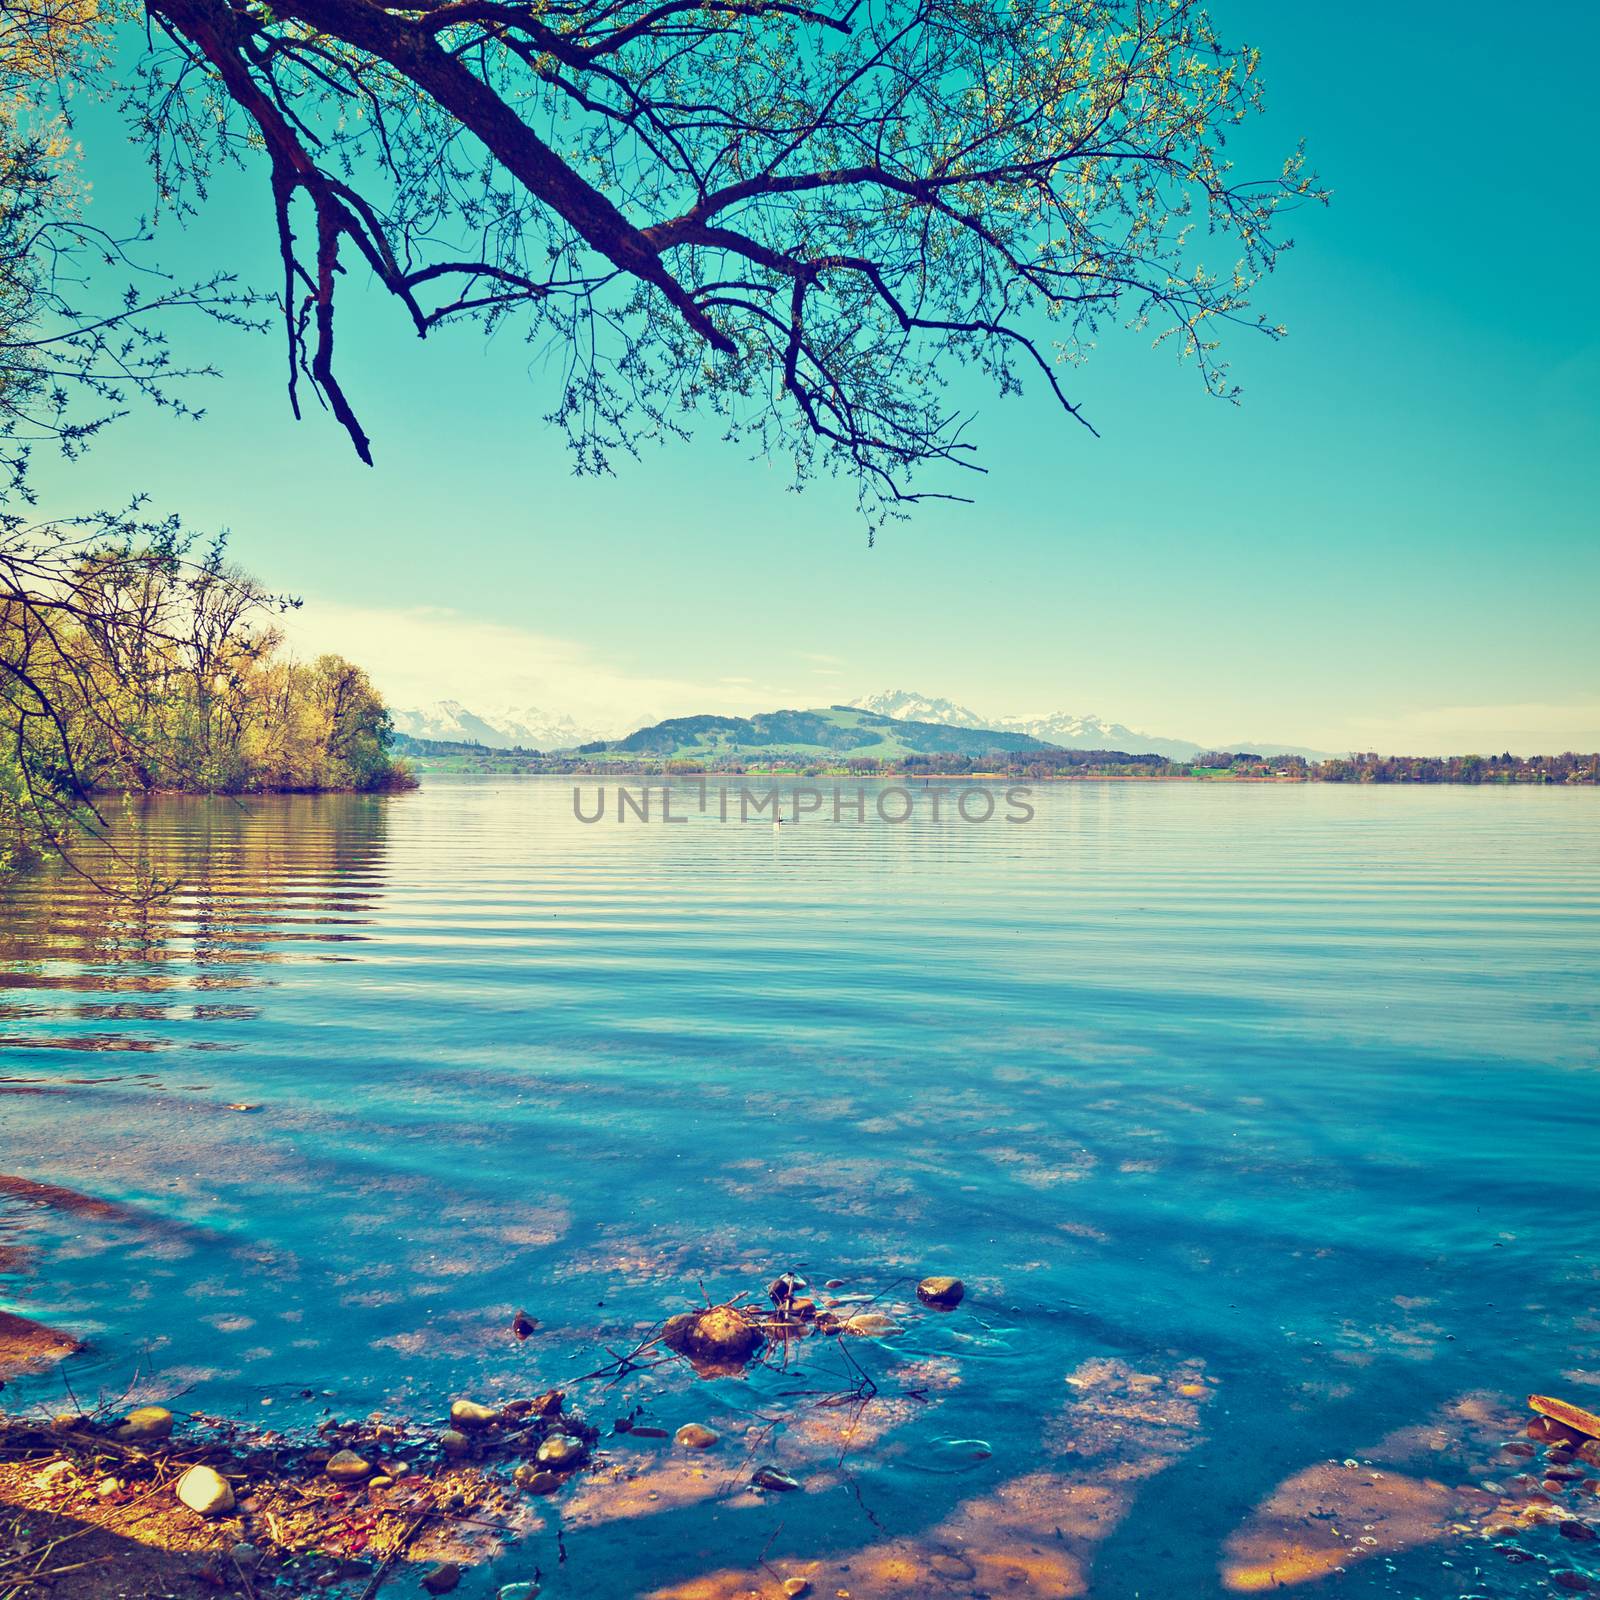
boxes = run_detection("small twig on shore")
[358,1497,434,1600]
[229,1540,259,1600]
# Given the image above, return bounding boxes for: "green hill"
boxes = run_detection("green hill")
[579,706,1058,761]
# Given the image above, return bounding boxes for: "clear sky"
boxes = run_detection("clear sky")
[35,1,1600,753]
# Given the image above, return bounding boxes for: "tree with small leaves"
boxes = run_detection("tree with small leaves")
[130,0,1324,515]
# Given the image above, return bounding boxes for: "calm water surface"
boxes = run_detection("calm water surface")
[2,777,1598,1598]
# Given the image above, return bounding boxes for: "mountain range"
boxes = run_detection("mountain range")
[845,691,1328,759]
[842,691,1200,756]
[390,701,607,751]
[392,690,1327,759]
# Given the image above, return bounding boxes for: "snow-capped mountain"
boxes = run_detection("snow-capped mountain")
[846,690,1326,758]
[391,701,606,751]
[994,710,1204,758]
[843,690,989,727]
[397,689,1324,759]
[846,690,1203,757]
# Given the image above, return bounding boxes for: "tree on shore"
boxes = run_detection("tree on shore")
[2,507,411,872]
[132,0,1323,509]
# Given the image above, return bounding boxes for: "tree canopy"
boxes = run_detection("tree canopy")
[1,508,411,875]
[135,0,1323,507]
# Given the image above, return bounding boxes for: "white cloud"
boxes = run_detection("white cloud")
[278,598,818,734]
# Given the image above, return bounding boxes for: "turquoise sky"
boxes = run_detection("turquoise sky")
[36,1,1600,752]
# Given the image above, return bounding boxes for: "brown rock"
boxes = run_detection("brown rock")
[916,1276,966,1309]
[422,1563,462,1595]
[176,1465,236,1516]
[535,1434,586,1468]
[752,1466,801,1492]
[0,1309,80,1380]
[325,1450,372,1483]
[1532,1416,1590,1447]
[1531,1395,1600,1441]
[663,1306,763,1368]
[674,1423,719,1450]
[767,1272,807,1305]
[116,1405,175,1442]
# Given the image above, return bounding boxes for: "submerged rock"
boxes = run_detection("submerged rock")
[512,1310,538,1340]
[450,1399,499,1431]
[782,1581,811,1598]
[498,1585,541,1600]
[674,1423,719,1450]
[843,1313,903,1338]
[440,1430,471,1459]
[116,1405,174,1442]
[915,1437,993,1473]
[176,1465,236,1516]
[324,1449,371,1483]
[663,1305,763,1369]
[422,1563,462,1595]
[752,1466,801,1492]
[916,1276,966,1309]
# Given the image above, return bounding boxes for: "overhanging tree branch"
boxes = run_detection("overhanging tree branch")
[130,0,1323,511]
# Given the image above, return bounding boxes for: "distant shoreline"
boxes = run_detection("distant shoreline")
[392,740,1600,787]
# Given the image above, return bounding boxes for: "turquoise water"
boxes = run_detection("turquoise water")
[2,777,1598,1597]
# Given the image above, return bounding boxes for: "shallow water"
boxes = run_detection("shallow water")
[2,777,1598,1598]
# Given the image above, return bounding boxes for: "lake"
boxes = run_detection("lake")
[2,776,1598,1598]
